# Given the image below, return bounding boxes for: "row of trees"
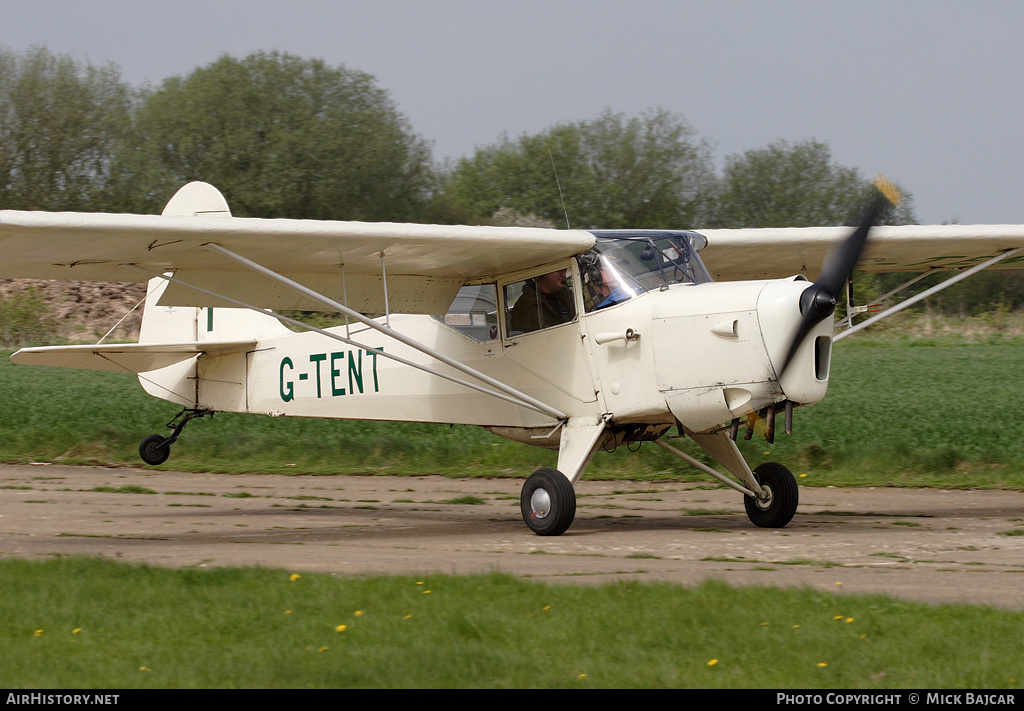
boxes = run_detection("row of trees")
[1,46,1019,314]
[0,47,911,227]
[0,48,434,221]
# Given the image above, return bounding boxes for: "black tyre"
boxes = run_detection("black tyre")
[744,462,798,528]
[520,468,576,536]
[139,434,170,466]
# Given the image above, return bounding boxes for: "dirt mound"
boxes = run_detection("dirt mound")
[1,278,148,343]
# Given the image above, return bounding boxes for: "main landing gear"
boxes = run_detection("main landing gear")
[138,408,212,466]
[516,448,794,536]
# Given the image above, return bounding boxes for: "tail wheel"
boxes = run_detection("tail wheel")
[520,468,576,536]
[139,434,170,466]
[744,462,798,528]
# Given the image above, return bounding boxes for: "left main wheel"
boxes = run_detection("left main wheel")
[520,468,576,536]
[139,434,170,466]
[744,462,799,528]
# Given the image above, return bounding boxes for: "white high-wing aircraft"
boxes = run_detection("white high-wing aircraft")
[4,180,1024,535]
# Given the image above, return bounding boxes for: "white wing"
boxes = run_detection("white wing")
[698,224,1024,281]
[0,182,596,314]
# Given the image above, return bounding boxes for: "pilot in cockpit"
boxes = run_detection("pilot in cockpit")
[581,253,633,312]
[509,268,576,333]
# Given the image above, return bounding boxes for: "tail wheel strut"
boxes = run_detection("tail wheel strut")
[138,408,212,466]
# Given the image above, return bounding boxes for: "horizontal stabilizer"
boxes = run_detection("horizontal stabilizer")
[10,340,256,374]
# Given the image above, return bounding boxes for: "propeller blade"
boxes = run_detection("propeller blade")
[777,177,902,377]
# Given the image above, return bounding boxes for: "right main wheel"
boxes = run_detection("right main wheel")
[520,468,576,536]
[744,462,798,528]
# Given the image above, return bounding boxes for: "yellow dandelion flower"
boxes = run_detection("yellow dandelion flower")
[335,625,347,632]
[34,629,43,637]
[708,659,719,667]
[833,615,843,621]
[578,673,587,679]
[72,628,81,634]
[835,581,843,586]
[319,647,328,652]
[845,617,854,623]
[404,614,413,619]
[817,662,828,668]
[355,610,363,616]
[543,605,551,611]
[792,625,800,629]
[416,581,424,585]
[289,573,301,581]
[139,667,151,672]
[800,473,808,478]
[285,610,292,615]
[423,590,432,594]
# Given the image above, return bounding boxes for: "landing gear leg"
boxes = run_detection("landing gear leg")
[138,408,212,466]
[517,417,606,536]
[654,431,799,529]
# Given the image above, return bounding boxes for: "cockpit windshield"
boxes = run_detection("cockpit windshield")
[579,230,713,311]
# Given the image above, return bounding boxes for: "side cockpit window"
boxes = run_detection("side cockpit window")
[433,284,499,342]
[504,267,576,336]
[579,251,641,313]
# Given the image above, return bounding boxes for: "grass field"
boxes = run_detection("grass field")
[3,557,1023,689]
[3,336,1024,487]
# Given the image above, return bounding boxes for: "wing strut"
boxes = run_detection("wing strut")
[838,269,941,330]
[127,251,567,422]
[835,248,1024,342]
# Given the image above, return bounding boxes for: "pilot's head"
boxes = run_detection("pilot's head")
[537,269,568,294]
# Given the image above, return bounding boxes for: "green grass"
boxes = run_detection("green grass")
[3,339,1024,487]
[3,557,1022,689]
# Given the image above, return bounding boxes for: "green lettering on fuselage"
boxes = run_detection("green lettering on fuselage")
[279,348,383,402]
[279,357,294,402]
[309,353,327,398]
[331,351,346,396]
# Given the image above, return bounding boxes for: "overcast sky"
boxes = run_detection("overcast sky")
[4,0,1023,225]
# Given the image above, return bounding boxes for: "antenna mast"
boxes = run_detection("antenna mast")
[549,150,571,230]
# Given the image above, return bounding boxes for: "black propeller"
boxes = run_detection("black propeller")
[777,179,900,377]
